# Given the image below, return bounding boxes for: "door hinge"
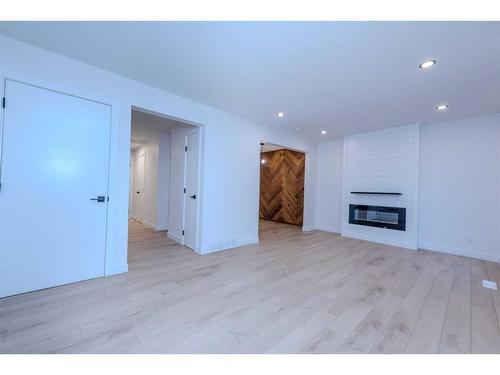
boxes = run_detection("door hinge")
[2,97,5,108]
[182,230,185,236]
[183,188,186,193]
[185,146,188,152]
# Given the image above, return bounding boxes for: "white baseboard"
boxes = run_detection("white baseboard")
[315,225,341,235]
[301,225,316,231]
[141,220,160,231]
[168,231,183,244]
[105,263,128,276]
[130,217,166,232]
[341,230,418,250]
[201,236,259,255]
[418,242,500,263]
[167,233,258,256]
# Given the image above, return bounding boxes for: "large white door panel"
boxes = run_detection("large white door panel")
[0,80,111,298]
[184,131,200,250]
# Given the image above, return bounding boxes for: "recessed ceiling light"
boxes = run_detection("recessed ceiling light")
[321,130,327,135]
[436,104,448,111]
[419,60,436,69]
[277,112,285,118]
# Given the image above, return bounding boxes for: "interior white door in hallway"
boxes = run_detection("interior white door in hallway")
[0,80,111,298]
[132,152,146,222]
[183,130,200,250]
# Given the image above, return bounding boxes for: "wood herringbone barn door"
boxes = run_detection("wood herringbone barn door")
[259,149,305,225]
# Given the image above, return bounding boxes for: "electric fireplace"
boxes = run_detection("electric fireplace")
[349,204,406,231]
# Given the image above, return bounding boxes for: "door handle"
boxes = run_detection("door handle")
[189,194,197,199]
[136,191,140,194]
[90,196,106,202]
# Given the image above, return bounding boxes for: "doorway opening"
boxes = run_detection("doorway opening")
[128,107,202,261]
[258,142,306,238]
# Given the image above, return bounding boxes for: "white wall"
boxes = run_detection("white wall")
[0,35,318,274]
[315,139,343,233]
[341,124,420,249]
[419,113,500,262]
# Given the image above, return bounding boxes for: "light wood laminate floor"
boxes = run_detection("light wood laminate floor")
[1,220,500,353]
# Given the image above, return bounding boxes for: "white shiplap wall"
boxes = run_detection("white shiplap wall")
[341,124,420,249]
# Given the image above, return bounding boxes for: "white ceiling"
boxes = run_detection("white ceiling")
[1,22,499,141]
[131,109,189,148]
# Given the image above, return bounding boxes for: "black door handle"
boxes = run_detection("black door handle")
[189,194,197,199]
[90,196,106,202]
[136,191,140,194]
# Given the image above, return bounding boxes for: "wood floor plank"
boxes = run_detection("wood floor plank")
[404,267,455,353]
[438,256,472,353]
[370,259,442,353]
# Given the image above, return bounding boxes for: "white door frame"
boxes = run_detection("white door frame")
[130,106,204,254]
[0,74,121,276]
[257,141,309,234]
[0,78,113,297]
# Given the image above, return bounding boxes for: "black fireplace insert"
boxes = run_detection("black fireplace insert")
[349,204,406,231]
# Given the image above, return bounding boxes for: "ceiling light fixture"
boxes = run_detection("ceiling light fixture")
[321,130,327,135]
[277,112,285,118]
[261,159,266,165]
[419,60,436,69]
[436,104,448,111]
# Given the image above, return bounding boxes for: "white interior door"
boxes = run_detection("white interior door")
[183,131,200,250]
[0,80,111,298]
[132,152,146,222]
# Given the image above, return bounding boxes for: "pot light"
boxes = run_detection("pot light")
[277,112,285,118]
[321,130,327,135]
[419,60,436,69]
[436,104,448,111]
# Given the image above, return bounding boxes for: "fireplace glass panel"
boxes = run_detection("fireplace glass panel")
[349,205,406,231]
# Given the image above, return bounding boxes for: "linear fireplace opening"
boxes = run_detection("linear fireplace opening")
[349,204,406,231]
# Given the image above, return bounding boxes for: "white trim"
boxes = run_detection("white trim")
[342,231,418,251]
[168,231,202,255]
[106,263,129,276]
[200,236,259,255]
[418,242,500,263]
[301,225,317,231]
[168,231,183,244]
[315,225,341,235]
[138,219,166,232]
